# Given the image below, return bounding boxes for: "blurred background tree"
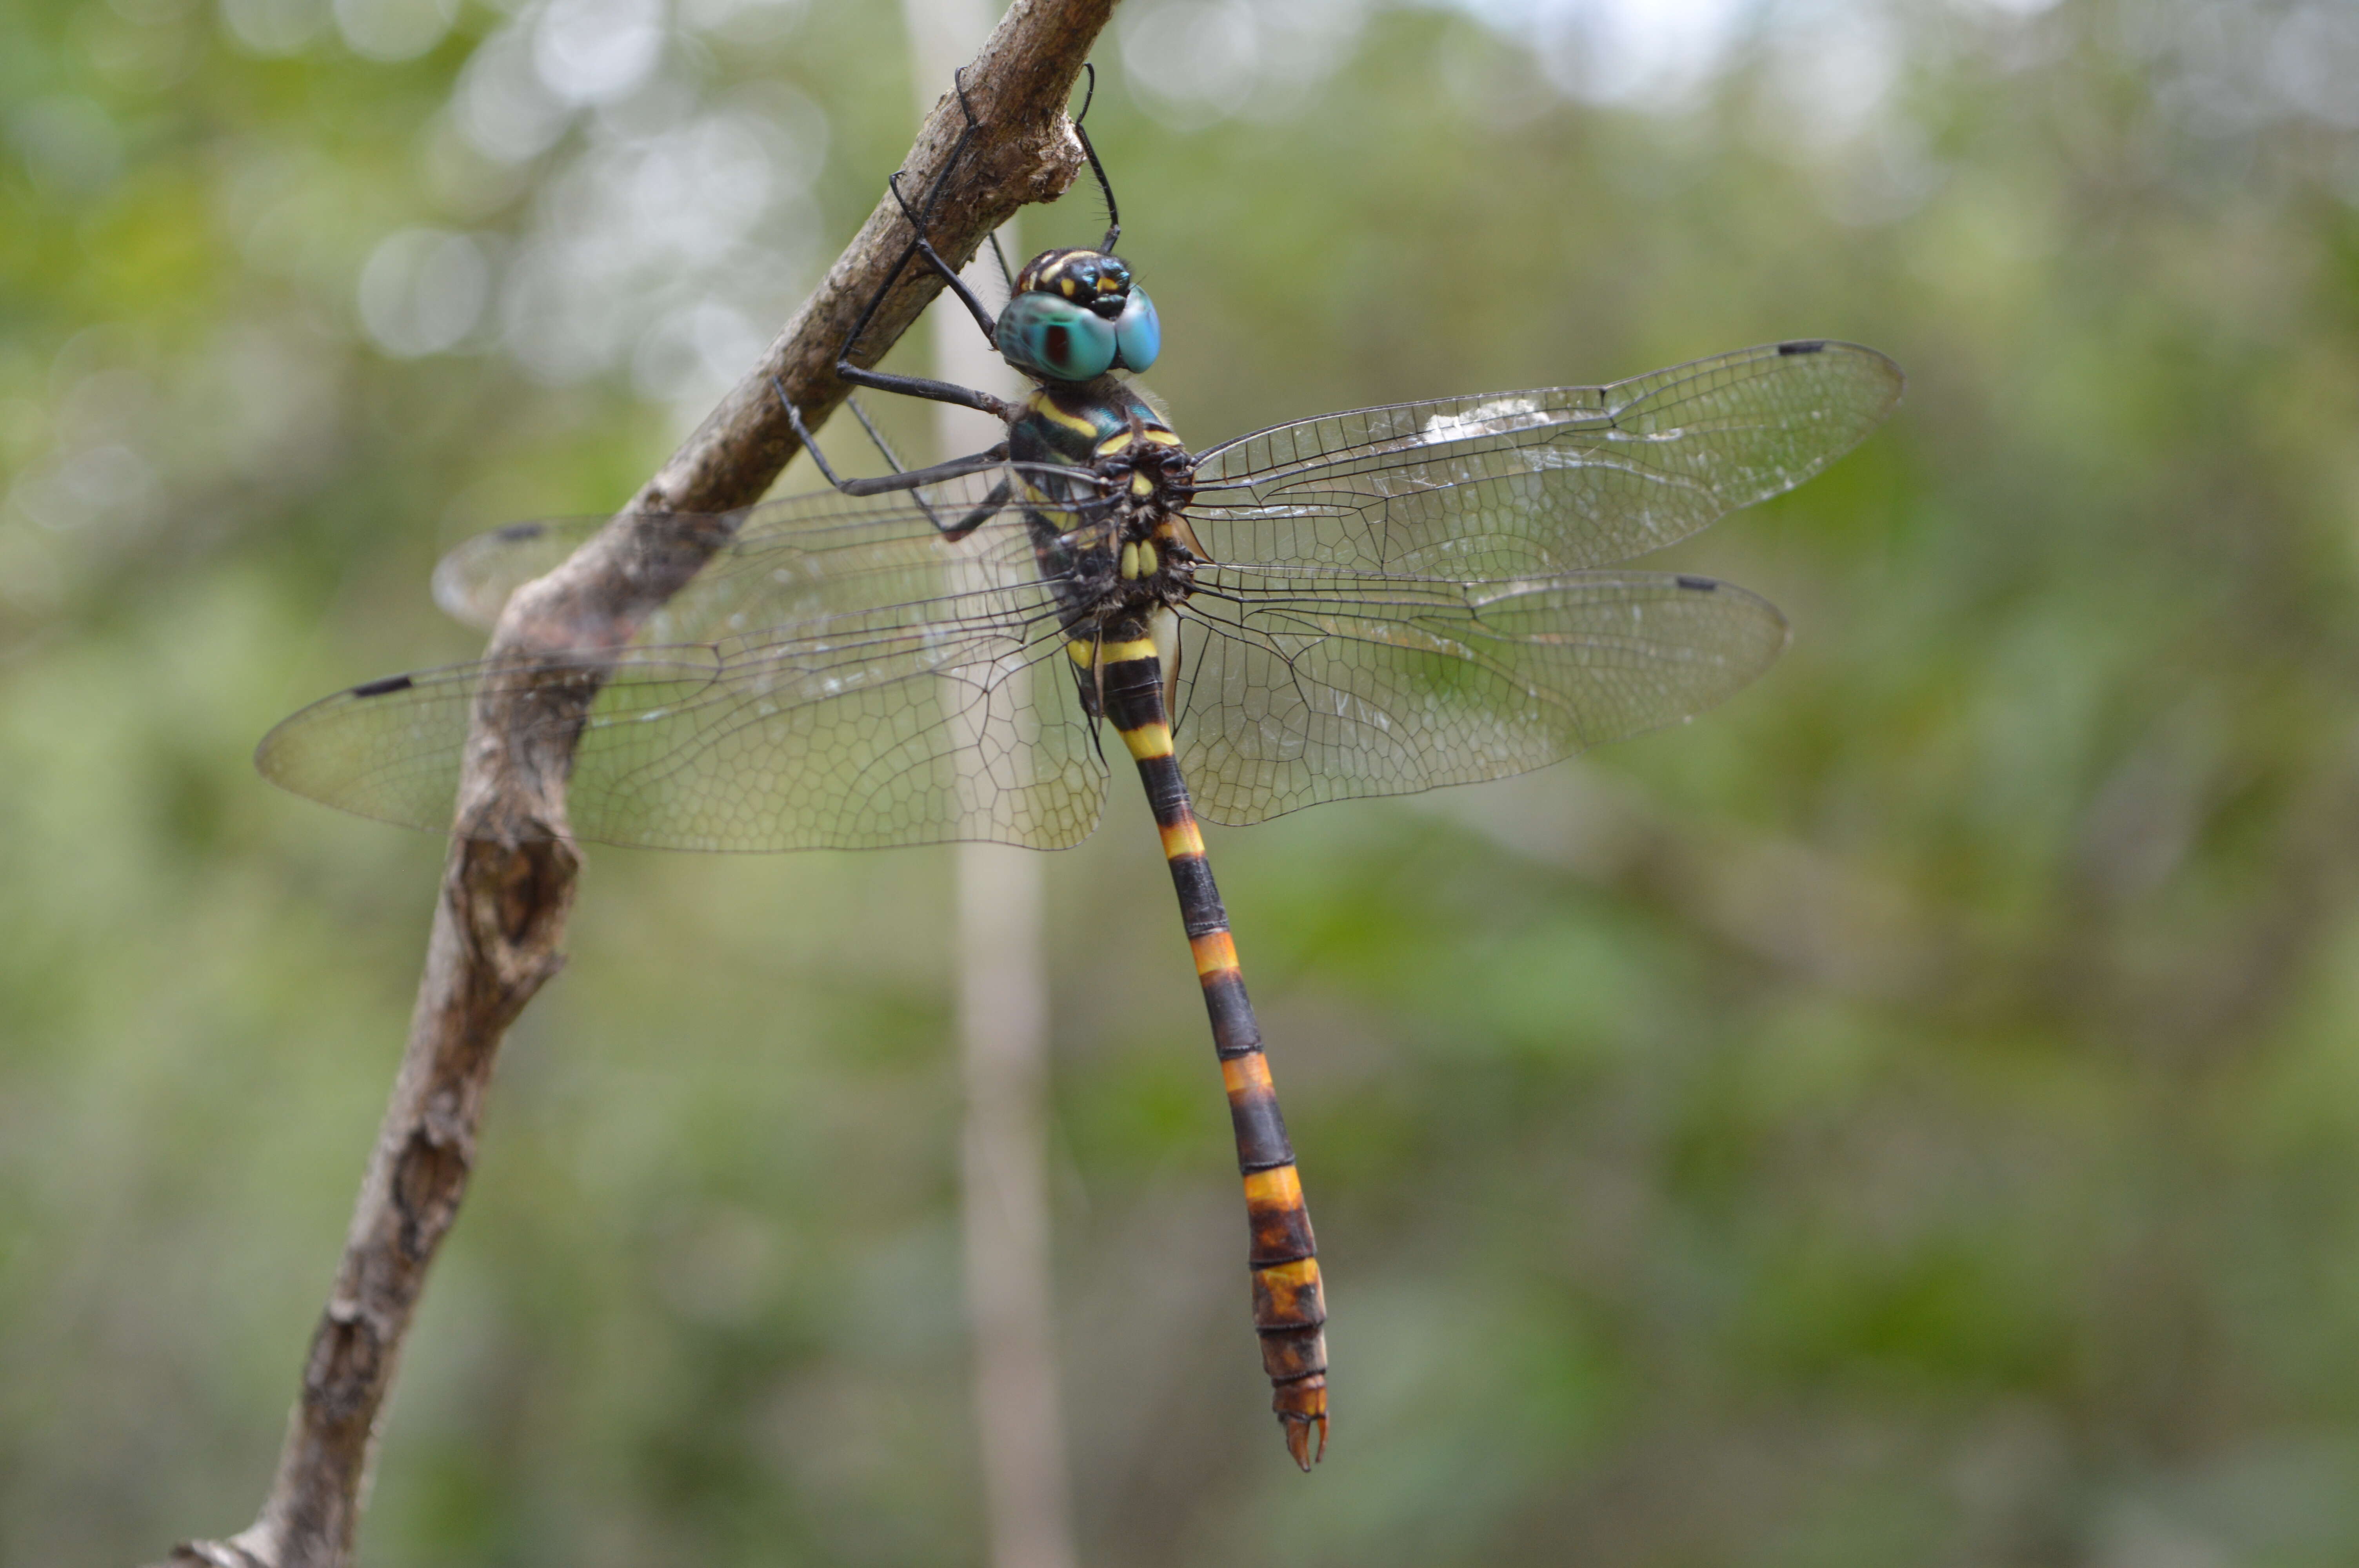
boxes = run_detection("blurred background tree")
[11,0,2359,1563]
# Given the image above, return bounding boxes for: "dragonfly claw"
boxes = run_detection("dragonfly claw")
[1273,1375,1328,1470]
[1281,1411,1327,1471]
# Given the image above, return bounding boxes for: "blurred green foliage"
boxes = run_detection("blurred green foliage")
[11,0,2359,1563]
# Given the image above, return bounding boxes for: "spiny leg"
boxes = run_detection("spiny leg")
[1069,63,1121,252]
[780,63,1121,483]
[778,64,1014,459]
[844,67,984,355]
[841,396,1013,537]
[767,391,1027,545]
[885,164,1000,342]
[894,63,1116,323]
[845,396,907,470]
[1089,620,1329,1469]
[827,67,1013,417]
[771,377,1009,506]
[809,62,1116,422]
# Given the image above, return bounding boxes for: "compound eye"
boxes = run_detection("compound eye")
[1113,285,1160,372]
[996,293,1117,382]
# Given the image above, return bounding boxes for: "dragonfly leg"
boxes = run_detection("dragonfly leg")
[829,67,1016,419]
[1093,624,1330,1469]
[773,380,1011,499]
[886,167,999,341]
[903,65,1021,327]
[1070,64,1121,252]
[985,228,1016,294]
[844,394,905,470]
[844,395,951,536]
[943,476,1012,541]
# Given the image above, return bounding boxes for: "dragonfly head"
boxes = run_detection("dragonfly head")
[996,247,1161,383]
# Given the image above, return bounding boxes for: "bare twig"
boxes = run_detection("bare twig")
[163,6,1114,1564]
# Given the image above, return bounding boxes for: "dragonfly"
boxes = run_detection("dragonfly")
[257,80,1903,1471]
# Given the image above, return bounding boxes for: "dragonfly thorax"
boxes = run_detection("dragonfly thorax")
[1009,378,1203,639]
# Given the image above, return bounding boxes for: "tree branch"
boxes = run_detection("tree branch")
[163,5,1113,1564]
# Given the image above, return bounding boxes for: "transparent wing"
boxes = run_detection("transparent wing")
[1187,340,1902,578]
[259,470,1114,852]
[432,519,589,630]
[429,470,1080,638]
[1176,569,1788,826]
[267,344,1892,848]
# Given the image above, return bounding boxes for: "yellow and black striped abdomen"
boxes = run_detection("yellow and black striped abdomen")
[1088,624,1330,1468]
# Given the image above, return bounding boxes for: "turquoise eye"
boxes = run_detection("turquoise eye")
[1114,286,1160,372]
[996,294,1116,382]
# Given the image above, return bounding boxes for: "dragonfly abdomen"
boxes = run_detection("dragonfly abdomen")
[1090,623,1331,1469]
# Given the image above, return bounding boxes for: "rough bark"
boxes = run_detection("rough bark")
[162,5,1112,1563]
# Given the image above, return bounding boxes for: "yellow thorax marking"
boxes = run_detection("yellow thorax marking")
[1117,540,1160,581]
[1096,430,1136,457]
[1026,392,1100,438]
[1139,428,1184,447]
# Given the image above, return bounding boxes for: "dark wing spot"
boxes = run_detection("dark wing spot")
[1778,339,1828,356]
[1674,575,1717,592]
[351,674,415,698]
[493,520,545,541]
